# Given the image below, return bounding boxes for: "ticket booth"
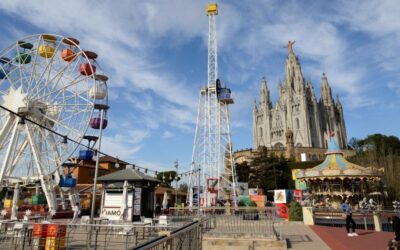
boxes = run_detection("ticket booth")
[98,166,160,222]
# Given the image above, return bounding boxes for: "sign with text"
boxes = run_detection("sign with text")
[101,208,123,220]
[134,188,141,215]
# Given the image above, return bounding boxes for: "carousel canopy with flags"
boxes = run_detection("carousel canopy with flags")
[295,136,382,180]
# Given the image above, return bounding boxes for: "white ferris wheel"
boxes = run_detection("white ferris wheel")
[0,34,109,215]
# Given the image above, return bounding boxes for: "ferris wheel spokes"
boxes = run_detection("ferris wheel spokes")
[0,117,20,186]
[25,120,58,213]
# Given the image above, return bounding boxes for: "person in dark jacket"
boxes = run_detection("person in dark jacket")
[341,198,358,236]
[387,216,400,250]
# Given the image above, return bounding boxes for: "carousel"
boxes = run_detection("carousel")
[295,136,383,209]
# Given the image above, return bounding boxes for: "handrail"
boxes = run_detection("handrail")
[131,221,199,250]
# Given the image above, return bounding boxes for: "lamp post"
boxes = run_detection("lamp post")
[90,104,109,224]
[174,160,178,206]
[197,167,201,216]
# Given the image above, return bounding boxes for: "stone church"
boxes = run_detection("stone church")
[253,41,347,151]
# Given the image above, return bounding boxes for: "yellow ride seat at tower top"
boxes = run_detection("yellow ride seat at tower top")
[206,3,218,15]
[38,45,55,58]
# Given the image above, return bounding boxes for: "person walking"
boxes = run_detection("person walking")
[341,198,358,237]
[387,216,400,250]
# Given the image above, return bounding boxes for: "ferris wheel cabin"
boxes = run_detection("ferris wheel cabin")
[0,57,11,79]
[38,34,57,58]
[60,37,80,62]
[80,51,98,76]
[16,41,33,64]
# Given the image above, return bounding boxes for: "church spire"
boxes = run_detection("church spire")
[284,41,305,93]
[260,77,271,108]
[253,98,258,112]
[321,73,333,104]
[336,94,342,108]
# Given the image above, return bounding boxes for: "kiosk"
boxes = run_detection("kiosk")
[98,166,160,221]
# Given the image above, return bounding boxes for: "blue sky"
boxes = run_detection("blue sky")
[0,0,399,173]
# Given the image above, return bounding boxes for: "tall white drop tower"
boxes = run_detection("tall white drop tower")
[188,3,237,207]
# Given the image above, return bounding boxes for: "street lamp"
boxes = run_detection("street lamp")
[174,160,178,206]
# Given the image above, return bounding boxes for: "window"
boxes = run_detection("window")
[296,118,300,129]
[259,127,263,137]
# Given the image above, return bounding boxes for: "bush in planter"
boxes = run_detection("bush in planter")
[249,201,258,207]
[289,201,303,221]
[242,201,259,220]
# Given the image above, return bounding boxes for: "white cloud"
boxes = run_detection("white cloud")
[0,0,398,166]
[162,131,173,139]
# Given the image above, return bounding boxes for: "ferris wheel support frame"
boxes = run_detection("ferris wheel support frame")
[0,115,20,186]
[25,121,58,214]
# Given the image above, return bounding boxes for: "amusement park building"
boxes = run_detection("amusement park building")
[71,156,128,186]
[295,136,383,207]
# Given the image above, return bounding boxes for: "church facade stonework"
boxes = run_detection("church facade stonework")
[253,42,347,150]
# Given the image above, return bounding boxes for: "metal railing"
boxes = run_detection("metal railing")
[313,208,400,232]
[0,220,180,250]
[132,220,204,250]
[0,207,284,250]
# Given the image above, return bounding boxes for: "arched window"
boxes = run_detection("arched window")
[296,118,300,129]
[259,127,263,137]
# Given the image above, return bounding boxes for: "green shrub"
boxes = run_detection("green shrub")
[289,201,303,221]
[238,200,246,207]
[249,201,258,207]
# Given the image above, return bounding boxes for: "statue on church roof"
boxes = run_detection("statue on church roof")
[286,40,296,54]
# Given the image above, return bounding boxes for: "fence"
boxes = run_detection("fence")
[0,207,283,250]
[313,208,400,232]
[131,217,215,250]
[0,220,181,250]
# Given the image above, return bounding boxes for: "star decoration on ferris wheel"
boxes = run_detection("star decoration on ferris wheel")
[24,209,32,216]
[1,209,7,216]
[49,210,56,217]
[2,87,27,114]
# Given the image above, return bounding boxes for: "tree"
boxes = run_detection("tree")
[249,146,290,191]
[348,134,400,203]
[156,171,179,187]
[235,161,250,182]
[178,183,188,193]
[289,201,303,221]
[348,137,360,152]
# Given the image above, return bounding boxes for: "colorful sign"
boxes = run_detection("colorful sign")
[295,180,308,190]
[276,203,289,219]
[207,178,219,193]
[250,195,266,208]
[293,189,303,202]
[200,192,217,206]
[236,182,249,196]
[291,169,300,180]
[249,188,258,195]
[274,189,293,204]
[274,189,287,204]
